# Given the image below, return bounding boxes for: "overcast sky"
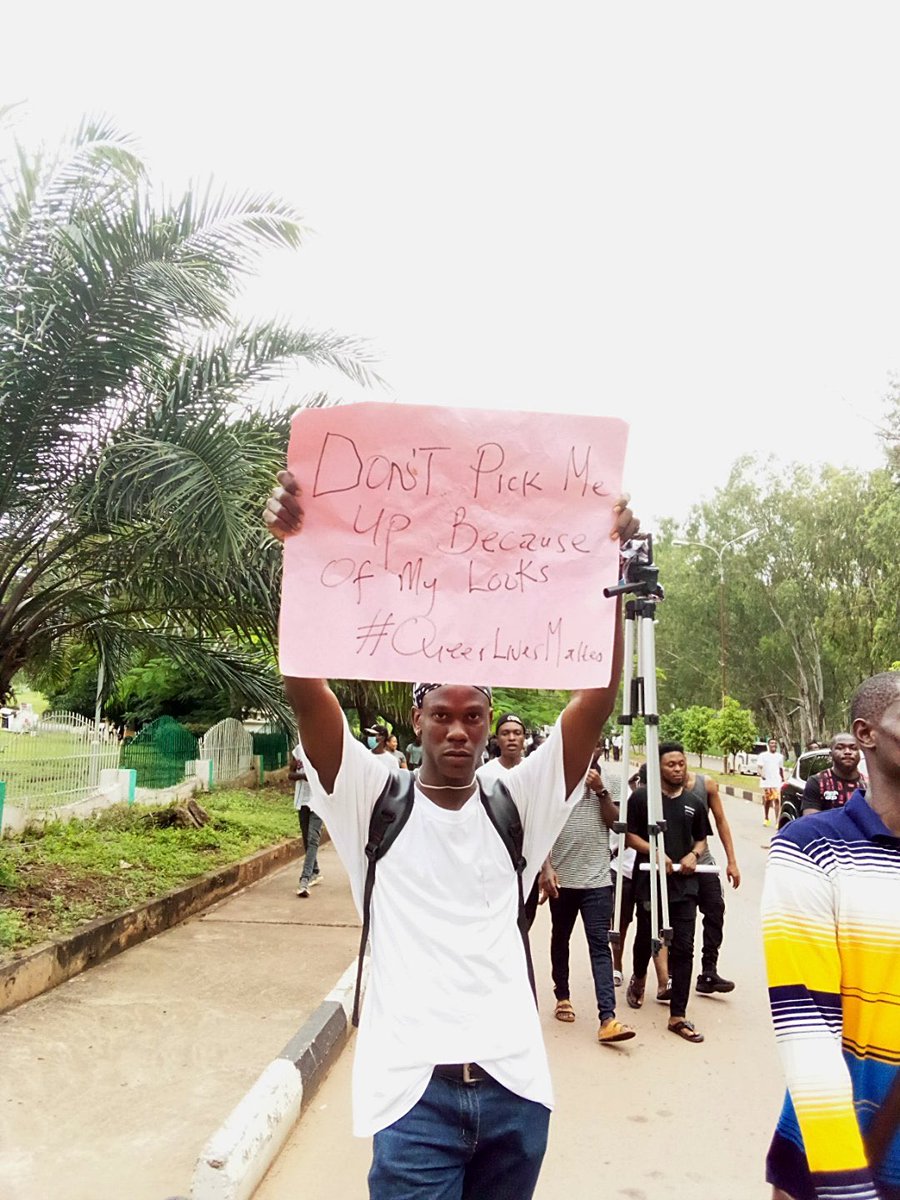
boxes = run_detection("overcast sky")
[4,1,898,523]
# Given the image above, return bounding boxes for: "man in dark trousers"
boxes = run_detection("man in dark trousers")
[682,766,741,996]
[540,745,637,1044]
[625,741,709,1043]
[265,468,640,1200]
[801,732,864,814]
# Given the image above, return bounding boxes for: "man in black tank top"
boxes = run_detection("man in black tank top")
[683,767,741,995]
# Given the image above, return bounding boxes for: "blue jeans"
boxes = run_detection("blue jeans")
[369,1071,550,1200]
[549,884,616,1022]
[297,806,322,884]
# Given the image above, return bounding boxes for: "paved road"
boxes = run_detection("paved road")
[0,843,359,1200]
[257,790,785,1200]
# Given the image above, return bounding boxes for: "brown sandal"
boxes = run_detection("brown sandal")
[669,1018,704,1043]
[626,975,645,1009]
[554,999,576,1023]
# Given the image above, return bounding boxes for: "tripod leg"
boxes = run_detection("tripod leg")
[639,608,673,952]
[610,608,637,950]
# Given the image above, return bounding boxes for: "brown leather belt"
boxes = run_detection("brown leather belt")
[433,1063,488,1085]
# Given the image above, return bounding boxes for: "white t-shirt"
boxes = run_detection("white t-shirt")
[301,716,583,1137]
[371,748,401,774]
[474,756,515,787]
[757,750,785,788]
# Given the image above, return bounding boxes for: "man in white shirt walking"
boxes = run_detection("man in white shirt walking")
[265,469,639,1200]
[757,738,786,827]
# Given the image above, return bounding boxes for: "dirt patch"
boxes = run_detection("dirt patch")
[2,863,113,913]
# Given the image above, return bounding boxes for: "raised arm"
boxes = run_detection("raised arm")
[266,470,344,792]
[559,499,638,795]
[560,604,625,796]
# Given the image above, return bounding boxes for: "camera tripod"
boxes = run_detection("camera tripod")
[605,535,672,958]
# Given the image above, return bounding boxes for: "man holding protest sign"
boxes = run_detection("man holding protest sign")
[266,407,638,1200]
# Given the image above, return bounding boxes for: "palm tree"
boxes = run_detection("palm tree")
[0,116,379,722]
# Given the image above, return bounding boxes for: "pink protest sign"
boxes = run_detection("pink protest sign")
[278,402,629,688]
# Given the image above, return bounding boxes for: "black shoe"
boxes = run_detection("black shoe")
[696,972,735,994]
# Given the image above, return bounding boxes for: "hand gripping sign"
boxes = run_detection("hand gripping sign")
[278,402,629,689]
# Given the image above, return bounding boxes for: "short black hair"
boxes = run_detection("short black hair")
[658,741,685,758]
[830,731,856,748]
[850,672,900,727]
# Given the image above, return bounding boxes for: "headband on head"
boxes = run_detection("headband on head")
[412,682,493,709]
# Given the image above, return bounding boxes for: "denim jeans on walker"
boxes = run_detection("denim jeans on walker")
[368,1071,550,1200]
[297,805,322,884]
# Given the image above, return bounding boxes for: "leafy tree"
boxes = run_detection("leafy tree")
[709,696,757,773]
[490,688,570,733]
[681,705,716,766]
[659,707,687,744]
[0,117,378,722]
[657,453,900,748]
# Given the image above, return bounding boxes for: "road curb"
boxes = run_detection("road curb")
[190,956,364,1200]
[0,837,302,1015]
[722,784,761,803]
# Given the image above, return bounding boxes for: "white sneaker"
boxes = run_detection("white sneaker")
[613,970,624,987]
[296,883,310,897]
[309,874,323,888]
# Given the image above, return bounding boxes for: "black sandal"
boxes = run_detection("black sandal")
[668,1018,704,1043]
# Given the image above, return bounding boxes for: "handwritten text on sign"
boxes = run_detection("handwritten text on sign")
[278,403,629,688]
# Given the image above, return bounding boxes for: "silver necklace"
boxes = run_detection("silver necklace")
[415,771,476,791]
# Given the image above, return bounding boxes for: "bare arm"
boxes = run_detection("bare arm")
[560,598,627,796]
[706,777,741,888]
[585,767,618,829]
[266,471,345,792]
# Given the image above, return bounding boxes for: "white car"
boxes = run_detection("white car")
[735,740,770,776]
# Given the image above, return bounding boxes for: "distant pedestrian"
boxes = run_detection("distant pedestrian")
[290,747,323,897]
[386,733,408,769]
[682,767,741,996]
[626,742,710,1043]
[610,769,669,995]
[367,724,401,774]
[477,713,541,927]
[757,738,785,827]
[801,733,864,815]
[405,734,423,769]
[612,733,623,762]
[540,747,636,1044]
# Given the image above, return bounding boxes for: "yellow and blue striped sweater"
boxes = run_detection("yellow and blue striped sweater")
[762,791,900,1200]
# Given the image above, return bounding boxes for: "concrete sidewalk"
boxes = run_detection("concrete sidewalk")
[0,842,360,1200]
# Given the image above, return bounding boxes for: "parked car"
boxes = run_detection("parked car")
[777,749,832,828]
[736,740,771,776]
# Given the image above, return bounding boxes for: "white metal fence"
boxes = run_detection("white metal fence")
[0,711,121,810]
[199,718,254,785]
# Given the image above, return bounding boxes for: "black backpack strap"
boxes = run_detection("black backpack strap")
[352,770,416,1027]
[479,779,537,1007]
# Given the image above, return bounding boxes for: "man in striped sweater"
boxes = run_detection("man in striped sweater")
[763,671,900,1200]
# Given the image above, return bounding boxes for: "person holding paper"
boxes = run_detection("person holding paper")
[265,469,639,1200]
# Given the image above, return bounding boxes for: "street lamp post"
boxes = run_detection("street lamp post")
[673,529,758,706]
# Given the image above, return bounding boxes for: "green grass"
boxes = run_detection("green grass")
[0,786,298,956]
[9,686,49,715]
